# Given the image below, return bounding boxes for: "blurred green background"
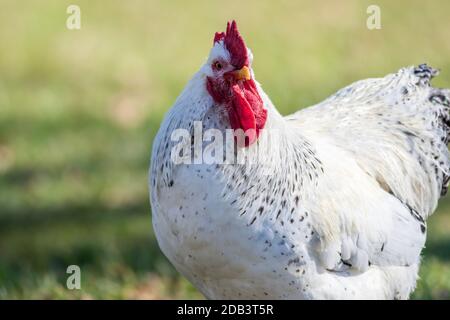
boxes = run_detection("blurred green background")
[0,0,449,299]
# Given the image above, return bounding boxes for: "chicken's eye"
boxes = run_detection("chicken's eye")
[213,61,223,71]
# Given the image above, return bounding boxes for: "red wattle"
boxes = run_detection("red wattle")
[231,84,257,145]
[227,79,267,146]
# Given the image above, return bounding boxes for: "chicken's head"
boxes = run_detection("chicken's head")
[205,21,267,146]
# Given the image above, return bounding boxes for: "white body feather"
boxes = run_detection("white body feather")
[150,63,449,299]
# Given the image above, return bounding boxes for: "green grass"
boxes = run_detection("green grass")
[0,0,449,299]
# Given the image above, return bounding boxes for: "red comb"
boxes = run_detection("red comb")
[214,32,225,43]
[213,20,249,69]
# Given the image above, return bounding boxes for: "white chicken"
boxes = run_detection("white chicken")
[149,21,450,299]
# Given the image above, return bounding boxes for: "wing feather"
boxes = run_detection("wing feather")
[289,64,449,271]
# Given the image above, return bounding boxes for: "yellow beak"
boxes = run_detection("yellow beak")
[233,66,251,81]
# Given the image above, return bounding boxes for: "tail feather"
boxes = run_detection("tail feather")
[413,63,439,86]
[416,64,450,196]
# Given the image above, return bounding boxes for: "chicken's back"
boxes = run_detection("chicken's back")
[283,65,449,297]
[289,64,450,220]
